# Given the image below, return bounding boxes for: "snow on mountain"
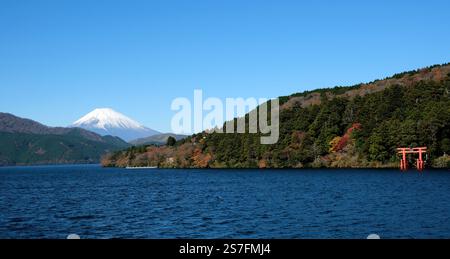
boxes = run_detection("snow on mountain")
[71,108,160,142]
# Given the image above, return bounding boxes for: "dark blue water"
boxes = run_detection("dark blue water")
[0,165,449,239]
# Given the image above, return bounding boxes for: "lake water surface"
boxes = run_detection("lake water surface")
[0,165,449,239]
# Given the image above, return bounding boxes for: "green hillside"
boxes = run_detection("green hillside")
[0,131,130,166]
[0,113,130,166]
[103,63,450,169]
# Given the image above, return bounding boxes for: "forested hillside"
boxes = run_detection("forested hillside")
[0,113,130,166]
[102,63,450,169]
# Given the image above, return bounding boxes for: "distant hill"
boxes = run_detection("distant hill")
[71,108,160,142]
[103,63,450,169]
[130,133,187,146]
[0,113,130,166]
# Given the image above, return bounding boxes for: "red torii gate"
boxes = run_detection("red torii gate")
[397,147,427,171]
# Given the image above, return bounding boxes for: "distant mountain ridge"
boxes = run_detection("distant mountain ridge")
[71,108,160,142]
[0,112,104,141]
[0,113,130,166]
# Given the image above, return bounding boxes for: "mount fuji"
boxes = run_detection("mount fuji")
[71,108,160,142]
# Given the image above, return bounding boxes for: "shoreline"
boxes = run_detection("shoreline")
[2,163,449,170]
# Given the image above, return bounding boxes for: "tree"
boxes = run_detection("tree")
[441,138,450,154]
[166,136,176,146]
[368,133,388,162]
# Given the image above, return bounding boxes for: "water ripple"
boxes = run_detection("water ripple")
[0,165,449,238]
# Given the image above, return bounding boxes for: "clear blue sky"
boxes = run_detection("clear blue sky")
[1,0,449,132]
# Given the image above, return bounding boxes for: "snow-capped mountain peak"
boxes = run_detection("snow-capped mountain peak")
[71,108,160,142]
[73,108,144,130]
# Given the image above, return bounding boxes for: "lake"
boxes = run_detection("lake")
[0,165,449,239]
